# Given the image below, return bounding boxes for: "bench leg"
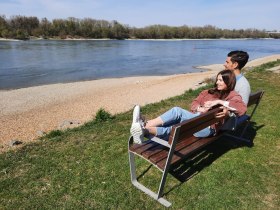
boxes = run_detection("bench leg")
[128,151,172,207]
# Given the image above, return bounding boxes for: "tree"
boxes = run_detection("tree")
[51,18,67,38]
[0,15,8,38]
[110,21,129,39]
[39,18,52,38]
[0,15,277,39]
[8,15,39,38]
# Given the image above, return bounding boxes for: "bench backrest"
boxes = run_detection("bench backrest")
[236,90,264,126]
[168,108,224,145]
[247,90,264,117]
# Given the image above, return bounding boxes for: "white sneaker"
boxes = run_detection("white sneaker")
[130,122,144,144]
[132,105,140,123]
[131,105,144,143]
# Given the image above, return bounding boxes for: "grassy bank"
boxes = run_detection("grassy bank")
[1,61,280,209]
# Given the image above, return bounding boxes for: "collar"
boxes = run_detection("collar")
[236,73,243,81]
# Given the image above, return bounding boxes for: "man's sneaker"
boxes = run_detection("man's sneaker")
[130,122,144,144]
[132,105,140,123]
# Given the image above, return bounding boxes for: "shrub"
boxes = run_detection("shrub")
[94,108,113,122]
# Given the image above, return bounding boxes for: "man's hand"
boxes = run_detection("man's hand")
[215,107,229,119]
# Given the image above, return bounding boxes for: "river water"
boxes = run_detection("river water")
[0,39,279,89]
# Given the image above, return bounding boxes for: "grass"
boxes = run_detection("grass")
[1,60,280,209]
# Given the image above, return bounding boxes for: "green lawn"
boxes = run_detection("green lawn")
[1,61,280,209]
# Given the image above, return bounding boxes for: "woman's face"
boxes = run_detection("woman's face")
[216,74,227,90]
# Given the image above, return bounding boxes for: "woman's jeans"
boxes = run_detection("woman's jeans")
[156,107,214,140]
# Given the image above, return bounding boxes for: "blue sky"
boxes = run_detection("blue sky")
[0,0,279,30]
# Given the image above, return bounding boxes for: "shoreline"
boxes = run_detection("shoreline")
[1,54,280,153]
[0,37,277,42]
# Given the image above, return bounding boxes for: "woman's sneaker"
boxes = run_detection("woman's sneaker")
[130,105,144,144]
[132,105,140,123]
[130,122,144,144]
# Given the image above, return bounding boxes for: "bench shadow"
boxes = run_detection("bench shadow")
[224,122,264,147]
[164,122,264,196]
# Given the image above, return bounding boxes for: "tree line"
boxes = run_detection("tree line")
[0,15,279,40]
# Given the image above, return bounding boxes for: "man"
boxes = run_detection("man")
[217,51,251,130]
[224,50,251,105]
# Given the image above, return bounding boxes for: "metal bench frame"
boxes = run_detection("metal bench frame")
[128,90,264,207]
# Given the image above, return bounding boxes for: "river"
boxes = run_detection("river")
[0,39,279,89]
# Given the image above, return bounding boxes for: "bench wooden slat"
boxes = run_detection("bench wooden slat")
[174,135,199,150]
[129,140,152,152]
[142,144,166,159]
[157,135,219,169]
[170,136,219,167]
[177,117,220,142]
[140,136,200,168]
[168,108,221,144]
[132,134,219,170]
[134,141,159,154]
[149,149,169,163]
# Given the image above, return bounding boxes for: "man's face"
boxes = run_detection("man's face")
[224,57,237,71]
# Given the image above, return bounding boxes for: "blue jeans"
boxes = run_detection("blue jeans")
[156,107,214,139]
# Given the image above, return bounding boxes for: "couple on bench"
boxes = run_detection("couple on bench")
[130,69,247,144]
[130,50,250,144]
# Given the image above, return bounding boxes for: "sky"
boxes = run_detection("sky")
[0,0,279,31]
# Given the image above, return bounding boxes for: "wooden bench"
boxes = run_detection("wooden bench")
[128,90,264,207]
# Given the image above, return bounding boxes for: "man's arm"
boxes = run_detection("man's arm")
[235,77,251,105]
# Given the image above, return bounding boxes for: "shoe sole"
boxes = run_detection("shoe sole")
[132,105,140,123]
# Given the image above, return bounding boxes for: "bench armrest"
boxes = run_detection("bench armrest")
[148,135,171,148]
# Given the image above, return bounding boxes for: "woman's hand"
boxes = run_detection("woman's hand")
[204,100,222,108]
[197,106,210,113]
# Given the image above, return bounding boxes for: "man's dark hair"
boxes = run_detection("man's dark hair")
[228,50,249,70]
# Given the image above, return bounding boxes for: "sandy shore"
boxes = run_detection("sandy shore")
[1,54,280,152]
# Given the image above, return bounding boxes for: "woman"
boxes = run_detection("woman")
[130,70,247,144]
